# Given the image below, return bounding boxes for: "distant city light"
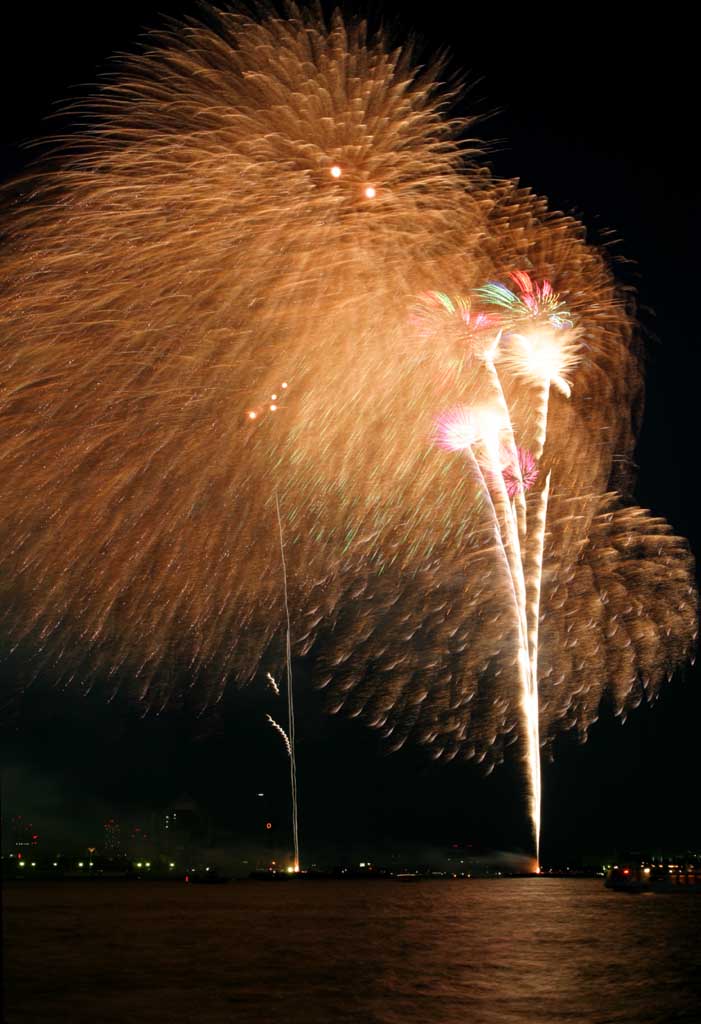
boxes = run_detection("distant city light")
[364,185,376,199]
[169,862,175,869]
[330,165,342,178]
[19,861,25,868]
[78,862,84,868]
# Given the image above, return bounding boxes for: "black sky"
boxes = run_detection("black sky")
[1,4,698,864]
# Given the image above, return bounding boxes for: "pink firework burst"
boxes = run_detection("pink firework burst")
[433,406,479,452]
[502,446,539,498]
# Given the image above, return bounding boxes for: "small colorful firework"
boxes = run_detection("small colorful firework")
[502,446,539,498]
[475,271,573,331]
[411,290,494,341]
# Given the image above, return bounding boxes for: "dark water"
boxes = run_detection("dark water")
[4,879,700,1023]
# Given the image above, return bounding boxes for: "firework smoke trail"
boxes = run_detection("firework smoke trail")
[275,489,300,872]
[0,6,697,854]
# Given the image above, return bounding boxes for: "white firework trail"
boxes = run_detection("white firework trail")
[266,714,292,758]
[275,489,300,873]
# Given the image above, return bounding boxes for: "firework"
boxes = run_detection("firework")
[265,673,280,698]
[274,489,300,872]
[502,448,538,500]
[476,272,574,332]
[470,272,581,855]
[0,6,696,857]
[266,715,292,759]
[434,399,537,848]
[0,5,476,696]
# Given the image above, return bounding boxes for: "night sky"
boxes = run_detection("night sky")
[1,3,698,865]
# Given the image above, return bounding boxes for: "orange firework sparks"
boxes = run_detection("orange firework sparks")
[0,6,696,858]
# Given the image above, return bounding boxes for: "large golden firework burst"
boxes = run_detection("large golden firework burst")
[0,5,696,785]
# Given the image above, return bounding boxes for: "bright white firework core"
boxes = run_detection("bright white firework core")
[502,327,580,396]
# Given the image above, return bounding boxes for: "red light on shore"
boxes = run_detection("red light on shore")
[265,822,272,830]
